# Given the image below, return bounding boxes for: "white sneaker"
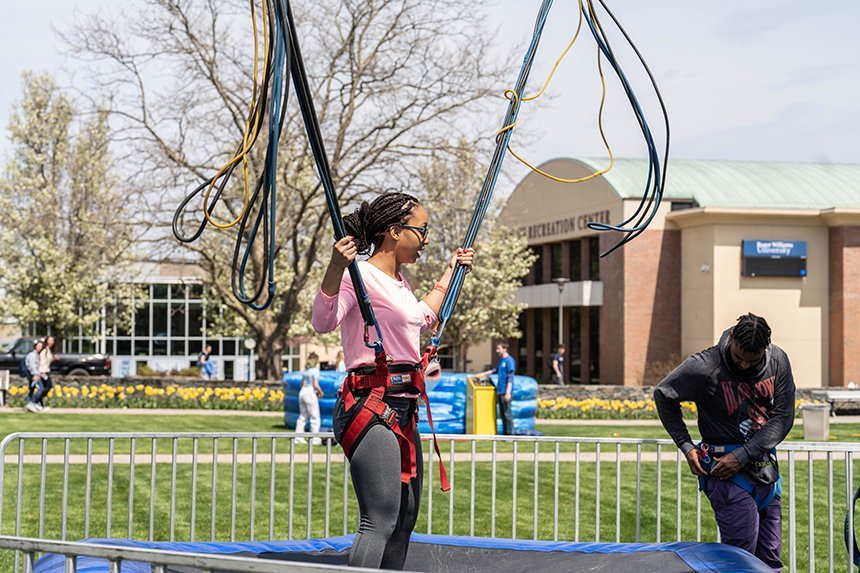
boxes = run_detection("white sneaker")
[25,402,39,413]
[294,437,307,445]
[311,438,323,446]
[39,405,50,412]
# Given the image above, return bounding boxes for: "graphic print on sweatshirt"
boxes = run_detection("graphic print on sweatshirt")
[719,375,776,439]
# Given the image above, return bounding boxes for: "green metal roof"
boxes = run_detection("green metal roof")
[568,158,860,210]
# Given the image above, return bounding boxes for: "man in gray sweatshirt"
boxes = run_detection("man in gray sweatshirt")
[654,313,795,572]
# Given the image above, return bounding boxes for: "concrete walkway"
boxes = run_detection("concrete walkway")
[538,416,860,425]
[5,407,860,424]
[0,407,283,417]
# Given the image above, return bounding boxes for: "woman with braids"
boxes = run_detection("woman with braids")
[654,313,795,572]
[312,192,473,569]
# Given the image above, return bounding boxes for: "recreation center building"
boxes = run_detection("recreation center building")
[492,158,860,389]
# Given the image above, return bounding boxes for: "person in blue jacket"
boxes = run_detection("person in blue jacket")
[477,342,516,435]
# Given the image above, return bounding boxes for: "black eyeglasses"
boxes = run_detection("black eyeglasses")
[399,224,429,239]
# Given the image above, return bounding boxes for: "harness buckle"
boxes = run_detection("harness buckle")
[699,443,712,468]
[380,406,398,428]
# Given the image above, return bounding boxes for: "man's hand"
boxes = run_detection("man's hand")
[504,392,512,403]
[710,452,742,480]
[685,449,707,476]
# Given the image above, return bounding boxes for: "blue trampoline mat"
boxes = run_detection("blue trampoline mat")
[34,533,773,573]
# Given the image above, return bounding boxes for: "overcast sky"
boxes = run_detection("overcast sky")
[2,0,859,175]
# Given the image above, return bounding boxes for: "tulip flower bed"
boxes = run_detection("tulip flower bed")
[538,397,820,420]
[3,383,285,411]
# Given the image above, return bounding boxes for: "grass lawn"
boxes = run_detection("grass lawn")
[0,410,857,572]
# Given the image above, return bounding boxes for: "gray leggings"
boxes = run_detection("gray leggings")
[335,396,423,570]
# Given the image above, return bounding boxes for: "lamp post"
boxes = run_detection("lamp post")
[552,277,569,351]
[243,338,257,382]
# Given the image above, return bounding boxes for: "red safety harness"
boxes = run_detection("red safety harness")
[337,346,450,492]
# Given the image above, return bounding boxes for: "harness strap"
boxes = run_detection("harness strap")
[417,344,450,491]
[336,346,450,492]
[697,443,780,511]
[339,385,416,484]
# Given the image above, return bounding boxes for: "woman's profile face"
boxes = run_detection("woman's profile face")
[394,204,430,265]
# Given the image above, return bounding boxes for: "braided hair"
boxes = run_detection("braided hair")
[343,192,421,255]
[732,313,772,353]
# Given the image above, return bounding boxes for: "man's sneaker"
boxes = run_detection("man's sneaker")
[294,437,307,445]
[39,405,51,412]
[25,402,39,413]
[311,438,323,446]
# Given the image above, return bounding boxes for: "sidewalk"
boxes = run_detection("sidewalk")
[5,408,860,424]
[0,407,283,417]
[539,416,860,425]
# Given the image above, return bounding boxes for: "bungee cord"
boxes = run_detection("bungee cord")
[581,0,671,255]
[499,1,615,185]
[432,0,669,344]
[171,0,668,358]
[430,0,555,348]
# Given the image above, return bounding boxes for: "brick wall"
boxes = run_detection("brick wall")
[830,226,860,386]
[599,228,681,386]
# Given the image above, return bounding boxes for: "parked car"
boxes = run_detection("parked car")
[0,337,111,377]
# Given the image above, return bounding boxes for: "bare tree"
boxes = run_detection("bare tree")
[62,0,506,379]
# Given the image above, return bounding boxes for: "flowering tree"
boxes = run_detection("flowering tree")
[407,143,536,370]
[0,73,140,340]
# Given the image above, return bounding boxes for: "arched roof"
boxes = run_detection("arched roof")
[559,158,860,209]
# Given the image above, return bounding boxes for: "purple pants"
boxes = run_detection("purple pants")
[705,478,783,571]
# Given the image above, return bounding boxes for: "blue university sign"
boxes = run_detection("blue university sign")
[742,240,807,259]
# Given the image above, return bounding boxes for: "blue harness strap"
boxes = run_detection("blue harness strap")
[697,443,781,511]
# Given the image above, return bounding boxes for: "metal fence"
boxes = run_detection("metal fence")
[0,431,858,573]
[0,536,379,573]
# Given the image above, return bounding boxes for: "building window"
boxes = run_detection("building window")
[517,312,528,372]
[671,201,695,211]
[282,344,301,372]
[170,303,186,339]
[589,238,601,280]
[152,284,168,300]
[551,243,563,280]
[589,306,600,382]
[569,240,582,281]
[569,307,581,383]
[532,247,544,285]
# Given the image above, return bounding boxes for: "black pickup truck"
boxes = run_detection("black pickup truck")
[0,337,112,377]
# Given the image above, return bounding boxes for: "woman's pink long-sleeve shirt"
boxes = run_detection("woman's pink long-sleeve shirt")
[312,261,437,370]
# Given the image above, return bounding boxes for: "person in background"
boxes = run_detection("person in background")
[551,344,566,386]
[477,342,516,435]
[198,344,215,380]
[295,352,323,445]
[335,350,347,373]
[654,313,795,572]
[37,335,58,411]
[25,339,45,413]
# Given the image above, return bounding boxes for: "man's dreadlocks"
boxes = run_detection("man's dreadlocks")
[732,313,772,353]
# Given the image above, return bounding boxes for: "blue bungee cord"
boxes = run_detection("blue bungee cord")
[172,0,669,361]
[580,0,670,255]
[234,0,288,311]
[284,0,385,351]
[430,0,555,348]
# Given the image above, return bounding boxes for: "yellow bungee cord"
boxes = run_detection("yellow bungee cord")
[499,0,614,184]
[202,0,270,229]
